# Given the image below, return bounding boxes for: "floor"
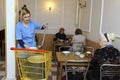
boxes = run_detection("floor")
[48,62,58,80]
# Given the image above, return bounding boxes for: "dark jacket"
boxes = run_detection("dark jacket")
[87,45,120,80]
[54,32,68,41]
[93,45,120,65]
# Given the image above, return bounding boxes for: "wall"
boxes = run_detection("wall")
[80,0,92,32]
[86,0,102,42]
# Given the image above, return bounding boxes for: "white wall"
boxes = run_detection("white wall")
[86,0,102,42]
[80,0,92,32]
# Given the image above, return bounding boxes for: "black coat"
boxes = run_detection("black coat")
[54,32,68,41]
[94,45,120,65]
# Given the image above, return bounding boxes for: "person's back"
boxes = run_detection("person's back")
[72,35,85,43]
[94,45,120,65]
[72,28,86,52]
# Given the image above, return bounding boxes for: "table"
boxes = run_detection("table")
[56,52,92,80]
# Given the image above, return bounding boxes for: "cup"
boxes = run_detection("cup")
[75,51,81,56]
[86,51,92,57]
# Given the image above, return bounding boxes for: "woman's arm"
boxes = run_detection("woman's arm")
[17,40,25,48]
[32,20,47,30]
[17,40,29,48]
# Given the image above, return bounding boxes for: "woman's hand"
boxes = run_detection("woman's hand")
[43,25,48,30]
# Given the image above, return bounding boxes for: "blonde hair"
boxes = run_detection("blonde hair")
[19,4,31,21]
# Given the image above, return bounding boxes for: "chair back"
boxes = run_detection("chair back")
[65,60,90,80]
[59,46,72,52]
[100,64,120,80]
[72,42,85,52]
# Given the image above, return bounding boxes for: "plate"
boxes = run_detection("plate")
[86,51,91,54]
[27,55,45,63]
[62,51,71,55]
[62,51,71,54]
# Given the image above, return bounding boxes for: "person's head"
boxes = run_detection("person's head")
[99,33,116,47]
[59,27,65,34]
[75,28,82,35]
[19,5,31,24]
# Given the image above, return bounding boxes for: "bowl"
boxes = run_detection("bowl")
[79,54,85,58]
[62,51,71,55]
[86,51,92,57]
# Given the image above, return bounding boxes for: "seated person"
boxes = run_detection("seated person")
[53,27,68,42]
[94,33,119,65]
[54,27,69,51]
[71,28,86,52]
[87,33,120,80]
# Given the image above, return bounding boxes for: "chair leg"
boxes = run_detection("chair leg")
[83,62,90,80]
[100,66,102,80]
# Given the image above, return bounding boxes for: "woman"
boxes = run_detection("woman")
[94,33,119,65]
[16,5,47,48]
[87,33,120,80]
[71,28,86,52]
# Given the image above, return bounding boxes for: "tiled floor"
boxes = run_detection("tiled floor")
[48,62,57,80]
[0,58,58,80]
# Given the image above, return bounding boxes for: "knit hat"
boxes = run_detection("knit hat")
[100,33,116,45]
